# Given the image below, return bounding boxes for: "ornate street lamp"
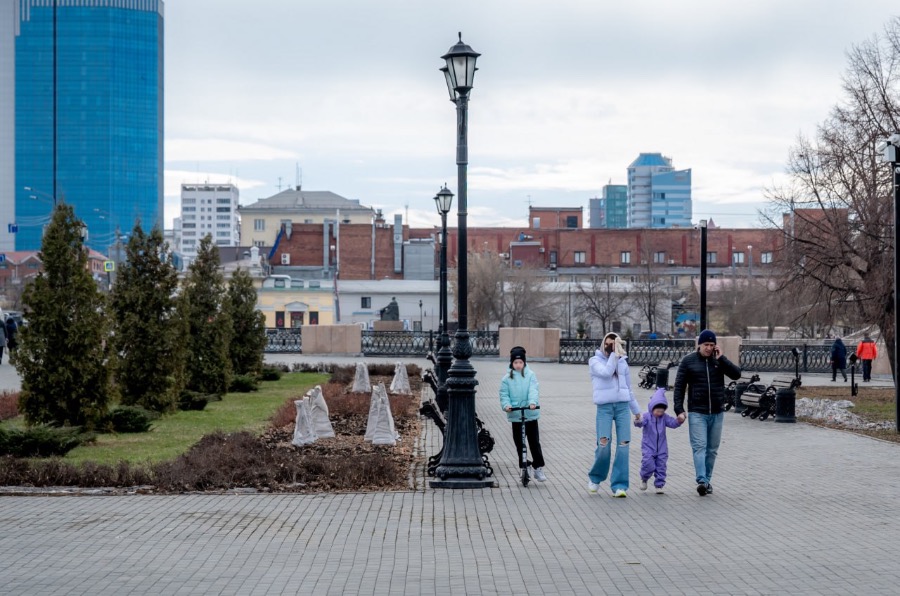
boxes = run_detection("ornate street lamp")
[433,185,454,412]
[431,34,492,488]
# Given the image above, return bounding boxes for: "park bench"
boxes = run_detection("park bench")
[740,375,802,421]
[725,373,761,412]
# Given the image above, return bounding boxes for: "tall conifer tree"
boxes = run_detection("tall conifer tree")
[18,204,110,428]
[227,268,267,376]
[180,235,232,395]
[110,225,184,412]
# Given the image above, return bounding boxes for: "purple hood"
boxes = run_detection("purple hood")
[647,388,669,413]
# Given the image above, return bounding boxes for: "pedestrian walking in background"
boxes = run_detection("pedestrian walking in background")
[587,332,641,498]
[635,387,683,494]
[673,329,741,496]
[856,333,878,382]
[830,337,848,382]
[499,346,547,482]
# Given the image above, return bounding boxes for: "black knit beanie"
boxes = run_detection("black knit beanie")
[509,346,527,368]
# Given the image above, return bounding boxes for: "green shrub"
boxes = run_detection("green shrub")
[177,390,218,411]
[259,366,283,382]
[228,374,259,393]
[0,425,93,457]
[104,406,156,433]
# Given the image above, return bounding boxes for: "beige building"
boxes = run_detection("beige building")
[256,274,338,328]
[238,187,375,248]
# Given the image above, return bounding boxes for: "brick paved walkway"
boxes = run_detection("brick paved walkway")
[1,355,898,595]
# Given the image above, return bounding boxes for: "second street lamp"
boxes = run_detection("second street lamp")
[432,34,492,488]
[434,184,453,413]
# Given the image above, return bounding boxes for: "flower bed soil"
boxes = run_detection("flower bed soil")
[0,368,426,492]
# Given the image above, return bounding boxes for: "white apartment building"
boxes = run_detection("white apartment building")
[179,183,240,263]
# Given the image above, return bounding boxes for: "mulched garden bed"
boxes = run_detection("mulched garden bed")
[0,365,426,492]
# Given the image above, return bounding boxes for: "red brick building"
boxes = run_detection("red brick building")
[269,219,782,280]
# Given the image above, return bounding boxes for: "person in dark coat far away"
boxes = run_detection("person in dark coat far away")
[830,337,847,382]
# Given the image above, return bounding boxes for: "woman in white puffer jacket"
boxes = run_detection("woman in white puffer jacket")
[586,332,641,498]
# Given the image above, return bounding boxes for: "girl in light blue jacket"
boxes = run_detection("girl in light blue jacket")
[499,346,547,481]
[586,332,641,497]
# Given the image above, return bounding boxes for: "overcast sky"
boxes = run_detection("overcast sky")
[163,1,898,229]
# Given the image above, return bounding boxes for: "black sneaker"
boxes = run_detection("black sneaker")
[706,483,713,494]
[697,483,708,496]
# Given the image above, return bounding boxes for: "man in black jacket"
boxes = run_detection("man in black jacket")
[673,329,741,496]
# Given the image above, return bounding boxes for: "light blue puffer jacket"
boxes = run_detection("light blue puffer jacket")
[499,365,540,422]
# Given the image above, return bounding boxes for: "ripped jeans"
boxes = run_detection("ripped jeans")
[588,402,632,492]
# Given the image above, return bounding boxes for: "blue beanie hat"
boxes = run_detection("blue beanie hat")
[698,329,717,345]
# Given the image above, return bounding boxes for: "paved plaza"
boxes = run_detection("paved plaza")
[1,355,899,595]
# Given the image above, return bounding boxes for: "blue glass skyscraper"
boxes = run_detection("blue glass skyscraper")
[10,0,164,251]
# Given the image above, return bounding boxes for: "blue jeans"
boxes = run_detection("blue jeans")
[688,412,724,485]
[588,402,632,492]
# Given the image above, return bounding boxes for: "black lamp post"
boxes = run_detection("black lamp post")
[434,185,454,413]
[878,133,900,433]
[431,34,492,488]
[699,219,708,332]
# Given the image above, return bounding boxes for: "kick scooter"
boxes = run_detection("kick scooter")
[509,405,540,487]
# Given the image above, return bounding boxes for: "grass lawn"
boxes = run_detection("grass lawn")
[797,385,899,443]
[64,372,330,466]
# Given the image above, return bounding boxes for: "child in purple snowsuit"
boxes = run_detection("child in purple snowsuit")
[634,387,682,494]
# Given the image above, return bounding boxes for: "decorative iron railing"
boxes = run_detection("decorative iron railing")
[559,339,596,364]
[739,342,856,374]
[265,328,302,353]
[560,339,697,366]
[361,330,500,357]
[626,340,697,366]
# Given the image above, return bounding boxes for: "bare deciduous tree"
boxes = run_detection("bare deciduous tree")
[764,17,900,375]
[575,276,630,336]
[632,248,668,334]
[503,264,561,328]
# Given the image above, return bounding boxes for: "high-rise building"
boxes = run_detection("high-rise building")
[627,153,692,228]
[7,0,164,251]
[589,184,628,229]
[179,183,241,264]
[0,1,17,251]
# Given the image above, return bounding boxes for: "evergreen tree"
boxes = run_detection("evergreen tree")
[18,204,111,428]
[109,225,184,413]
[180,235,232,395]
[227,268,267,375]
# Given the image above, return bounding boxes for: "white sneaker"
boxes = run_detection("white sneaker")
[655,486,665,494]
[613,489,627,498]
[587,481,599,493]
[533,467,547,482]
[639,480,648,491]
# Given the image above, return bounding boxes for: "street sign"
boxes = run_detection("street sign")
[7,224,17,234]
[0,254,5,263]
[103,260,115,272]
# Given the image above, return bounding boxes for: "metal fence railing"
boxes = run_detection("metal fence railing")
[560,339,696,366]
[265,329,846,374]
[739,342,855,373]
[265,328,302,353]
[361,330,501,357]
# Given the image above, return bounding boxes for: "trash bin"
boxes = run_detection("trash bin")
[655,367,670,389]
[775,387,796,423]
[734,383,749,414]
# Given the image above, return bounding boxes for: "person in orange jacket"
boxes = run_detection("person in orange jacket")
[856,333,878,382]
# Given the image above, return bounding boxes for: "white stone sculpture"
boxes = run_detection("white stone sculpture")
[351,362,371,393]
[291,397,317,446]
[307,385,335,438]
[389,362,411,394]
